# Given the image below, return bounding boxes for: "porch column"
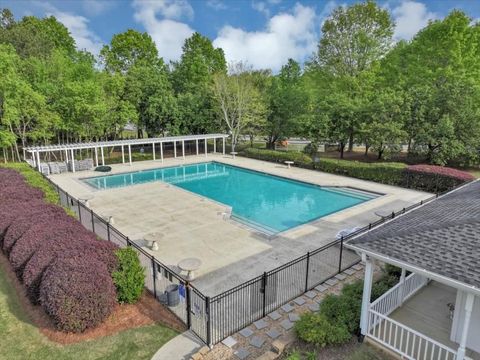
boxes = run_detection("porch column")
[457,293,475,360]
[152,142,156,160]
[360,254,374,336]
[101,147,105,166]
[70,149,75,173]
[121,145,125,164]
[94,147,98,167]
[182,140,185,159]
[196,139,199,155]
[128,144,132,165]
[204,139,208,157]
[213,138,216,153]
[174,141,177,158]
[397,268,406,306]
[160,142,164,163]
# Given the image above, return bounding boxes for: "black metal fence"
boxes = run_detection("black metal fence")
[43,172,437,347]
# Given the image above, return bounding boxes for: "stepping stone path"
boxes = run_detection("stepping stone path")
[281,303,294,313]
[266,328,281,339]
[250,336,266,348]
[234,348,250,360]
[222,336,237,348]
[280,319,294,330]
[293,297,306,306]
[315,284,328,292]
[325,278,339,286]
[194,263,366,360]
[268,311,281,320]
[254,319,268,330]
[288,313,300,322]
[239,327,254,338]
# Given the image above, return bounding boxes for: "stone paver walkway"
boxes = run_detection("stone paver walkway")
[193,263,366,360]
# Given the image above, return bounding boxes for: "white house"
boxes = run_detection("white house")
[346,180,480,360]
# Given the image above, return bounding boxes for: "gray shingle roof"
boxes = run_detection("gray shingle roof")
[347,180,480,290]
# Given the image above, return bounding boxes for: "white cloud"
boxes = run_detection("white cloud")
[252,2,270,18]
[132,0,194,62]
[213,3,318,71]
[81,0,115,16]
[206,0,227,11]
[392,1,437,40]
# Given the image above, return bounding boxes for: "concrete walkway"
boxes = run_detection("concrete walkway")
[151,330,204,360]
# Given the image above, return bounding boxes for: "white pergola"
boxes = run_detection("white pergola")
[24,134,229,173]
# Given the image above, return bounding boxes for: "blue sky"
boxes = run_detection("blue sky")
[2,0,479,70]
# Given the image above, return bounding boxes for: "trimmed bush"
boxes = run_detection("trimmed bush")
[112,248,145,304]
[241,148,313,168]
[295,312,351,347]
[22,231,96,303]
[40,252,117,333]
[84,240,119,274]
[9,215,85,276]
[3,205,67,254]
[404,164,475,193]
[0,199,46,242]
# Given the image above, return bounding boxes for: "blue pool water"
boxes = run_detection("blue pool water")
[84,162,377,233]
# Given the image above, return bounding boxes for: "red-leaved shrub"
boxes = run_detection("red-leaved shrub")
[0,199,46,242]
[3,205,67,254]
[22,231,96,303]
[9,215,85,276]
[40,252,117,333]
[404,164,475,193]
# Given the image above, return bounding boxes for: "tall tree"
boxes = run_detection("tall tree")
[314,0,394,151]
[172,32,227,134]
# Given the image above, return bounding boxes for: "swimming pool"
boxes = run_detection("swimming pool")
[84,162,378,233]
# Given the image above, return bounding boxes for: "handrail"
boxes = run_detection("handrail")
[368,309,457,360]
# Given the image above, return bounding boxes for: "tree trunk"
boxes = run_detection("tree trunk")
[364,143,369,157]
[348,131,354,152]
[340,142,345,159]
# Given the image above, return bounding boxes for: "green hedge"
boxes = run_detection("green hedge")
[240,148,471,192]
[112,248,145,304]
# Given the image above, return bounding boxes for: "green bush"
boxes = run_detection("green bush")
[295,312,351,347]
[112,248,145,304]
[241,148,313,168]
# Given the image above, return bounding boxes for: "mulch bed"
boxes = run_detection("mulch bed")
[0,250,185,344]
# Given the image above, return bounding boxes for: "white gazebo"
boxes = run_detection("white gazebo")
[24,134,229,173]
[347,180,480,360]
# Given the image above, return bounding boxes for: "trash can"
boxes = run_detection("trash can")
[166,284,180,307]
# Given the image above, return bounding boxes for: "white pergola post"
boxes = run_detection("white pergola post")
[101,147,105,166]
[174,140,177,158]
[196,139,199,155]
[31,151,36,167]
[223,137,226,155]
[204,139,208,157]
[36,151,41,171]
[94,147,98,167]
[23,148,26,161]
[128,144,132,165]
[397,268,406,306]
[160,142,164,163]
[182,140,185,159]
[121,145,125,164]
[360,254,374,336]
[457,293,475,360]
[213,138,216,153]
[70,149,75,173]
[64,149,68,164]
[152,142,156,160]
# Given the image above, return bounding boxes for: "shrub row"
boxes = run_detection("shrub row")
[240,148,474,193]
[0,167,120,332]
[295,266,401,347]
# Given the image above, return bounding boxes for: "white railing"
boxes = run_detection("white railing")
[371,273,429,316]
[367,310,457,360]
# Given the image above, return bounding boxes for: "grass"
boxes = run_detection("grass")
[345,343,393,360]
[0,265,178,360]
[285,343,393,360]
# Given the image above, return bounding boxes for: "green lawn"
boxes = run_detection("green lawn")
[0,263,178,360]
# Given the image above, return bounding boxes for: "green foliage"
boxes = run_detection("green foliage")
[295,312,351,348]
[112,248,145,304]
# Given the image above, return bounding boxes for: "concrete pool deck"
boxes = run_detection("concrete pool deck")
[48,154,431,295]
